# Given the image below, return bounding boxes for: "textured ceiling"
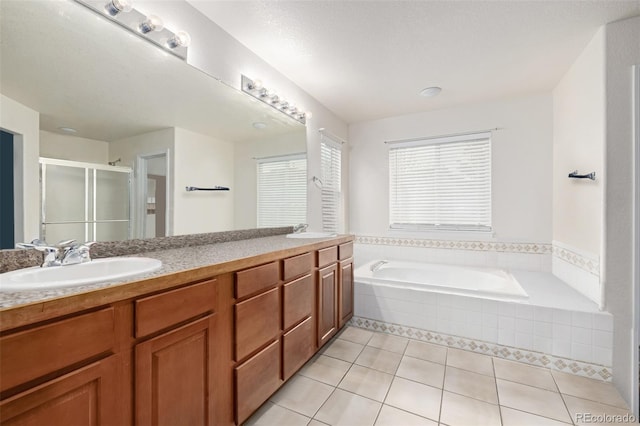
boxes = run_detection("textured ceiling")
[189,0,640,123]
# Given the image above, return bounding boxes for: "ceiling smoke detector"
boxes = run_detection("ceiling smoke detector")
[419,87,442,98]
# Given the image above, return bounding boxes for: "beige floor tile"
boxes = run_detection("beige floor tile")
[374,405,438,426]
[298,354,352,386]
[440,391,501,426]
[497,379,572,423]
[396,356,445,389]
[338,326,374,345]
[270,376,334,417]
[244,401,310,426]
[552,371,629,409]
[367,333,409,354]
[320,338,364,363]
[446,348,494,376]
[384,377,442,421]
[493,358,557,391]
[404,340,447,364]
[355,346,403,374]
[308,421,329,426]
[314,388,382,426]
[500,406,572,426]
[444,366,498,404]
[338,364,394,402]
[563,394,634,425]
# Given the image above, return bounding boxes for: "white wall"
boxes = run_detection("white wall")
[602,15,640,410]
[233,130,306,229]
[552,29,605,255]
[0,94,40,242]
[39,130,109,164]
[349,94,553,243]
[173,127,235,235]
[134,0,349,232]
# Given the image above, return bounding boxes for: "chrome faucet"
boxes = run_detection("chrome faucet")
[293,223,308,233]
[16,239,95,267]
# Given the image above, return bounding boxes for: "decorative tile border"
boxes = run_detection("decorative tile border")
[348,316,612,382]
[355,235,552,254]
[552,243,600,277]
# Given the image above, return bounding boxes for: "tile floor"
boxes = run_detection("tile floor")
[245,326,634,426]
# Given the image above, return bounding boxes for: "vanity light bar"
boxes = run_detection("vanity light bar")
[241,75,311,125]
[74,0,190,60]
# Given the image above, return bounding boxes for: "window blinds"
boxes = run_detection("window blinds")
[320,135,342,234]
[389,132,491,231]
[257,154,307,228]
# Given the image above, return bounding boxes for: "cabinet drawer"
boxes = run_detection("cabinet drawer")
[235,262,279,299]
[317,246,338,268]
[135,279,216,338]
[0,308,115,393]
[235,340,282,424]
[339,242,353,261]
[235,288,280,361]
[282,252,313,281]
[282,317,315,380]
[283,274,313,330]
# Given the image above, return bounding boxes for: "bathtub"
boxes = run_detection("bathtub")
[355,260,529,302]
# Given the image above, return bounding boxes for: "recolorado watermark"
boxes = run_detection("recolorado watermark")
[575,413,637,423]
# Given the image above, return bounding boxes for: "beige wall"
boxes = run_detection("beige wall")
[40,130,109,164]
[349,94,554,243]
[0,94,40,242]
[173,127,235,235]
[552,29,605,255]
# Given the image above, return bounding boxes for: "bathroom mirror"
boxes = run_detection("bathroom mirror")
[0,0,307,243]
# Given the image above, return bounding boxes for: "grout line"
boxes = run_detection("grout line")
[550,370,577,426]
[437,346,449,423]
[491,356,504,426]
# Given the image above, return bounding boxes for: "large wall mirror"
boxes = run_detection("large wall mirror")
[0,0,307,246]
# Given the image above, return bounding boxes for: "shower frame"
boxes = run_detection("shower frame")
[39,157,133,243]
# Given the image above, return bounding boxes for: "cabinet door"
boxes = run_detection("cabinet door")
[135,315,215,426]
[0,356,118,426]
[339,258,354,328]
[317,263,339,348]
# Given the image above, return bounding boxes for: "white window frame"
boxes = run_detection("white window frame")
[388,131,492,233]
[256,153,307,228]
[320,132,343,234]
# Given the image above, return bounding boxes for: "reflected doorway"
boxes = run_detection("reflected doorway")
[0,130,14,249]
[136,151,170,239]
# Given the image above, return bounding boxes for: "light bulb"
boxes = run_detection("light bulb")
[270,94,280,105]
[249,79,263,90]
[166,31,191,48]
[105,0,133,16]
[139,15,164,33]
[279,101,289,110]
[305,111,313,119]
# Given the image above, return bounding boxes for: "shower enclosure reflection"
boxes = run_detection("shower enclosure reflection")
[40,158,132,243]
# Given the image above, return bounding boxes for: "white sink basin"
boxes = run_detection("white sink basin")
[0,257,162,291]
[286,232,337,239]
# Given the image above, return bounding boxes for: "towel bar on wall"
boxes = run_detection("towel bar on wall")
[185,186,230,191]
[568,170,596,180]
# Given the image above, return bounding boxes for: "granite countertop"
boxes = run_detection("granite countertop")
[0,234,352,313]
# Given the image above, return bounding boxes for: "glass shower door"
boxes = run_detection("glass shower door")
[40,158,132,243]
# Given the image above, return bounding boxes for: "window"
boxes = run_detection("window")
[257,154,307,227]
[389,132,491,232]
[320,133,342,233]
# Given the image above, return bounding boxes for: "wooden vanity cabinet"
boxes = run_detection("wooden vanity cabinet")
[134,278,218,426]
[338,242,354,328]
[0,308,120,425]
[0,236,355,426]
[316,246,340,348]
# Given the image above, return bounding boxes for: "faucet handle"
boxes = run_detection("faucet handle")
[55,239,77,249]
